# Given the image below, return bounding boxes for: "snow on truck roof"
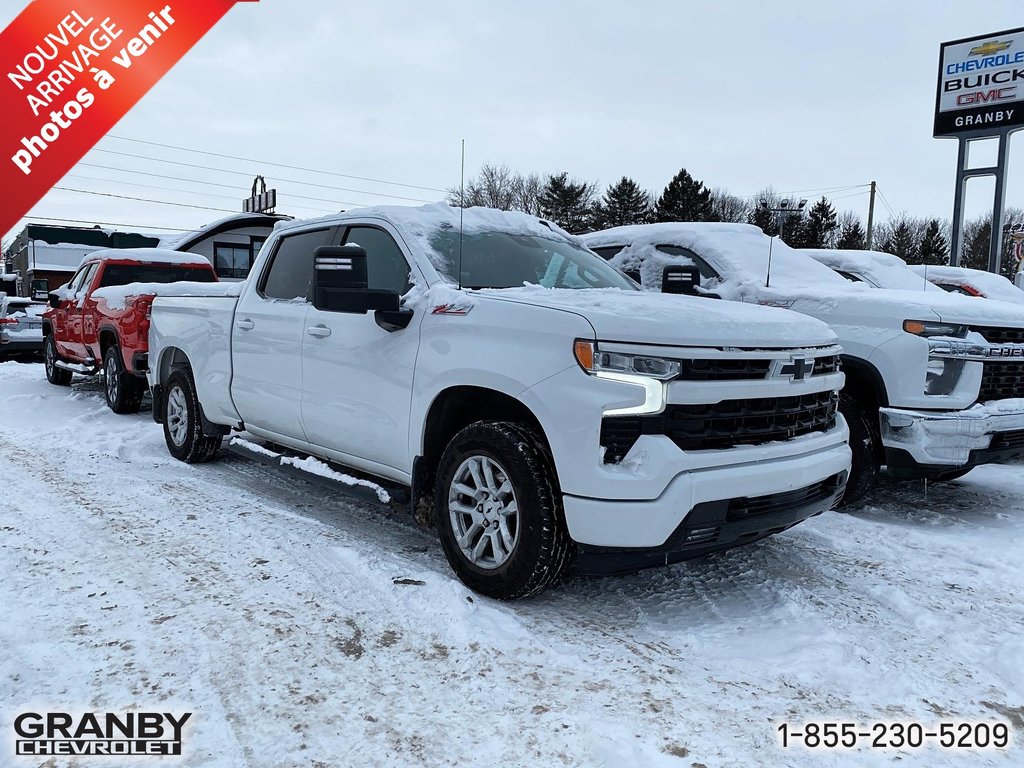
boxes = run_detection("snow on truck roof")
[800,249,942,293]
[581,222,853,299]
[79,248,211,269]
[908,264,1024,304]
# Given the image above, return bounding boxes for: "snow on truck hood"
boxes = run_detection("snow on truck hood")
[477,286,838,349]
[582,223,1024,330]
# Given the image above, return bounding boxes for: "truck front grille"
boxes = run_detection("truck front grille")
[600,391,838,462]
[676,354,841,381]
[726,477,840,520]
[978,363,1024,402]
[971,326,1024,345]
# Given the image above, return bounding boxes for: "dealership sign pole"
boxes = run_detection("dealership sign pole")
[935,26,1024,272]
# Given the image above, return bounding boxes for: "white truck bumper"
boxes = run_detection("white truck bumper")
[880,399,1024,469]
[562,425,851,557]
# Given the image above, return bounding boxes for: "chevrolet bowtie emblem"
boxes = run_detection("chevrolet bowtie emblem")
[772,356,814,381]
[969,40,1012,56]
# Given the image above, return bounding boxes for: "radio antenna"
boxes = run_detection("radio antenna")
[458,139,465,290]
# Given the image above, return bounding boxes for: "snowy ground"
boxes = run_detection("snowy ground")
[1,360,1022,768]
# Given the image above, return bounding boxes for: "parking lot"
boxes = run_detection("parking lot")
[1,359,1021,767]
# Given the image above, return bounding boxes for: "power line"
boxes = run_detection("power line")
[88,148,436,203]
[104,134,449,194]
[778,183,872,196]
[63,174,338,214]
[876,186,897,218]
[17,215,191,231]
[73,162,381,209]
[53,186,239,213]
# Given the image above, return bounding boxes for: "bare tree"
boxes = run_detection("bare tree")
[709,188,750,223]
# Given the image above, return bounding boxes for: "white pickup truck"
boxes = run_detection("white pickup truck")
[147,204,851,598]
[583,223,1024,503]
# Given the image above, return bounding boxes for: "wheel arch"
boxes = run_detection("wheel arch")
[414,386,553,511]
[840,355,889,410]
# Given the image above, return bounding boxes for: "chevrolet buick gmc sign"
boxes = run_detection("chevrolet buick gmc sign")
[934,27,1024,137]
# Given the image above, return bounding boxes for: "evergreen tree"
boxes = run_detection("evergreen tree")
[881,220,918,262]
[917,219,949,266]
[961,218,992,271]
[795,196,839,249]
[748,202,778,236]
[593,177,653,228]
[655,168,714,222]
[539,172,597,233]
[836,219,867,249]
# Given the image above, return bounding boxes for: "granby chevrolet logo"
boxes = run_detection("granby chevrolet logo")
[13,711,191,756]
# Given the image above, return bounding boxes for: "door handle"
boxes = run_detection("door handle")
[306,325,332,338]
[236,318,255,331]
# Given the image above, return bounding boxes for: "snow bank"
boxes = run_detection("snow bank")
[91,281,241,310]
[909,264,1024,304]
[78,247,211,269]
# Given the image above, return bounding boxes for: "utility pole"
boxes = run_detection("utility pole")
[865,180,877,250]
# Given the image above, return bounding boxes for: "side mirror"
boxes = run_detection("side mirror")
[47,292,60,309]
[623,268,642,284]
[662,265,701,296]
[312,245,400,313]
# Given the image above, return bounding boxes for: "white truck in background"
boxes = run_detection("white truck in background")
[146,204,851,598]
[583,223,1024,503]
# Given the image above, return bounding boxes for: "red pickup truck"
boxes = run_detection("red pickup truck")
[42,249,218,413]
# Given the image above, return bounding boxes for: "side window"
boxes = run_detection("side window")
[67,265,91,293]
[343,226,411,294]
[590,245,626,261]
[260,229,336,301]
[655,245,721,281]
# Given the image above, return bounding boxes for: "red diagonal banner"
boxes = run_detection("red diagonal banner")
[0,0,257,236]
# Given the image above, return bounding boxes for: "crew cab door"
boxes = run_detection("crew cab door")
[231,226,338,441]
[300,224,421,474]
[61,262,98,360]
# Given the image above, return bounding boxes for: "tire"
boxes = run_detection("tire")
[433,421,574,600]
[837,393,880,507]
[103,346,145,414]
[162,368,222,463]
[44,335,72,386]
[931,466,974,482]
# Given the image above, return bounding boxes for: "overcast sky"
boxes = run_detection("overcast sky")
[3,0,1023,243]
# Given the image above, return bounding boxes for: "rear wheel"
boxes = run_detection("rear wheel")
[434,421,574,599]
[837,393,880,507]
[162,368,222,463]
[103,346,145,414]
[44,335,72,386]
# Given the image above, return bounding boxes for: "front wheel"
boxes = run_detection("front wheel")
[44,335,72,386]
[103,346,145,414]
[162,368,222,463]
[434,421,574,599]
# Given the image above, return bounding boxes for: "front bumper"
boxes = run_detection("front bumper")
[561,434,851,550]
[880,402,1024,473]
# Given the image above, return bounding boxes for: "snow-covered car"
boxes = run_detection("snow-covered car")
[582,223,1024,503]
[146,204,852,599]
[799,248,943,293]
[907,264,1024,304]
[0,294,45,358]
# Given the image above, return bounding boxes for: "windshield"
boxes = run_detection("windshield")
[429,229,636,290]
[99,264,216,288]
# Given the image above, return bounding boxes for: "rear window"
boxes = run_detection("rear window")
[98,264,216,288]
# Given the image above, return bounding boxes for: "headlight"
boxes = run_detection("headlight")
[573,340,680,381]
[903,320,968,338]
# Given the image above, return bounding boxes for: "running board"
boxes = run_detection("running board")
[55,360,99,374]
[227,436,409,508]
